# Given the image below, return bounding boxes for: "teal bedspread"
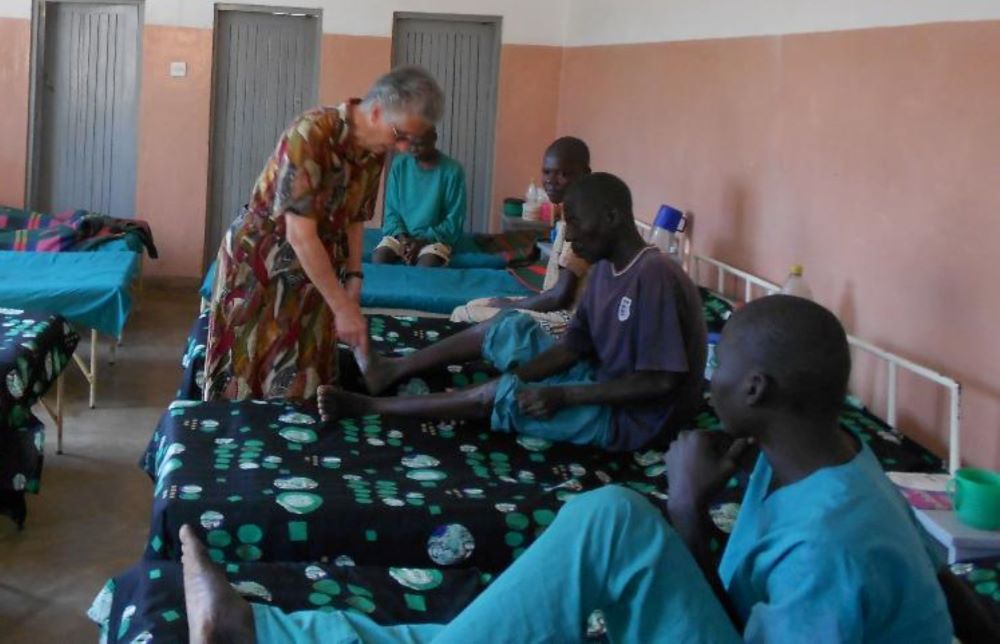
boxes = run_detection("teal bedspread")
[201,260,532,313]
[0,251,139,336]
[360,263,530,313]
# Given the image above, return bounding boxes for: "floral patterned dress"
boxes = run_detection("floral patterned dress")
[204,102,384,401]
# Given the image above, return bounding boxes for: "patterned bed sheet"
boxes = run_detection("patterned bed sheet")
[948,558,1000,627]
[89,560,489,644]
[139,385,940,567]
[139,399,684,572]
[1,308,79,432]
[0,309,77,526]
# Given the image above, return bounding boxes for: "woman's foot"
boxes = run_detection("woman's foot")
[180,524,255,644]
[317,385,376,422]
[361,351,404,396]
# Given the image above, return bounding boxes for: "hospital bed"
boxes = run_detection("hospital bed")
[98,253,975,640]
[0,250,140,418]
[197,228,543,306]
[0,308,79,527]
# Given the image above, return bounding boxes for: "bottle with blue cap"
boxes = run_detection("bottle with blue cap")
[705,332,722,381]
[648,204,686,264]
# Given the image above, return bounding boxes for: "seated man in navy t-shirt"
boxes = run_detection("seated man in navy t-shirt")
[319,173,707,451]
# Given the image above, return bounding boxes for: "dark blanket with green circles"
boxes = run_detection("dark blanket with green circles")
[0,308,79,527]
[1,308,79,433]
[140,399,685,572]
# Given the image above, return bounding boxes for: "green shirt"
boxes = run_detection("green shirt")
[383,152,467,246]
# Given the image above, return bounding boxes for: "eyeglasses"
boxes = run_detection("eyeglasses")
[391,125,414,143]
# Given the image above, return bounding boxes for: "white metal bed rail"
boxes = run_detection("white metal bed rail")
[689,254,962,474]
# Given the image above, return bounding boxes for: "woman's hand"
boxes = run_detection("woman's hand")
[333,298,369,355]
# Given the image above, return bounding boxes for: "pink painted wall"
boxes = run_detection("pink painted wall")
[135,25,213,277]
[0,18,30,208]
[493,44,563,231]
[558,21,1000,468]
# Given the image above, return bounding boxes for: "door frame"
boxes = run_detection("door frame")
[202,3,322,269]
[25,0,145,212]
[390,12,503,234]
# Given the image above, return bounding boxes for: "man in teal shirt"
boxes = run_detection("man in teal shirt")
[373,127,467,267]
[177,296,954,643]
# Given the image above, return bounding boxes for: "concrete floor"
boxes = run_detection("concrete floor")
[0,282,199,642]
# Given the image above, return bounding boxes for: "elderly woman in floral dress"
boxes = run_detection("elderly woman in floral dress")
[204,66,444,401]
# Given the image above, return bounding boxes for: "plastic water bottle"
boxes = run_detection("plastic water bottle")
[523,180,541,221]
[780,265,813,299]
[649,204,685,264]
[705,332,722,381]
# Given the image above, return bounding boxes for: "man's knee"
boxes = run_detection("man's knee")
[561,485,661,528]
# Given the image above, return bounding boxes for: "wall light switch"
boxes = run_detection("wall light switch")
[169,61,187,78]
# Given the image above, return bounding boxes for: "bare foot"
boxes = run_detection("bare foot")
[362,351,403,396]
[317,385,376,422]
[181,524,255,644]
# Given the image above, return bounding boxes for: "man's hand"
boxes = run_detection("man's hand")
[666,431,752,512]
[333,300,369,356]
[404,238,431,265]
[486,297,516,309]
[516,386,568,418]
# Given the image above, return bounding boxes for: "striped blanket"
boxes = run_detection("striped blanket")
[0,206,158,257]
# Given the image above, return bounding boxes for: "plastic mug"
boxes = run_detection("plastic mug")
[947,467,1000,531]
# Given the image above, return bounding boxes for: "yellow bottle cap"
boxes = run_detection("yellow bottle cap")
[790,264,804,276]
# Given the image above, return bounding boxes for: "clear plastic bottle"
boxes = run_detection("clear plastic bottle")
[705,332,722,381]
[780,264,813,299]
[523,180,541,221]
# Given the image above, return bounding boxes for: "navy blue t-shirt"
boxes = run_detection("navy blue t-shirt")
[563,246,707,451]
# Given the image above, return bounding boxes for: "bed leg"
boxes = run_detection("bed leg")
[89,329,97,409]
[109,336,118,365]
[56,374,64,455]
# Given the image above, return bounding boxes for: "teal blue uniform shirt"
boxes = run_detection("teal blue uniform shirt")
[719,441,953,643]
[382,153,467,247]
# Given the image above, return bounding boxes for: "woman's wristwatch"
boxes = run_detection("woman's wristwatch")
[343,271,365,282]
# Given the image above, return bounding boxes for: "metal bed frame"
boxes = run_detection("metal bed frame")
[687,253,962,474]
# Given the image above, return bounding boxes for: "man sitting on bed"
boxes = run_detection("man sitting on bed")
[320,172,707,453]
[359,136,593,397]
[372,126,467,267]
[450,136,593,329]
[179,296,952,643]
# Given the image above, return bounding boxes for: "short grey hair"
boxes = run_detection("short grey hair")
[362,65,444,124]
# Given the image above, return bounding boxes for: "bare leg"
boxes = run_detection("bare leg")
[318,381,497,423]
[364,321,491,395]
[372,247,402,264]
[180,524,256,644]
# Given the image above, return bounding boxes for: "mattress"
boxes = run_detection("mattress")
[0,251,139,337]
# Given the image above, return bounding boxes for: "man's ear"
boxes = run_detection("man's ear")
[745,371,768,407]
[605,207,622,228]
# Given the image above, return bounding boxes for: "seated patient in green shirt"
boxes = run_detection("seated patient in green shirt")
[373,127,468,267]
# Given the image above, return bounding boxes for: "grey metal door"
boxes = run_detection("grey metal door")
[205,7,320,265]
[393,15,501,233]
[35,2,140,218]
